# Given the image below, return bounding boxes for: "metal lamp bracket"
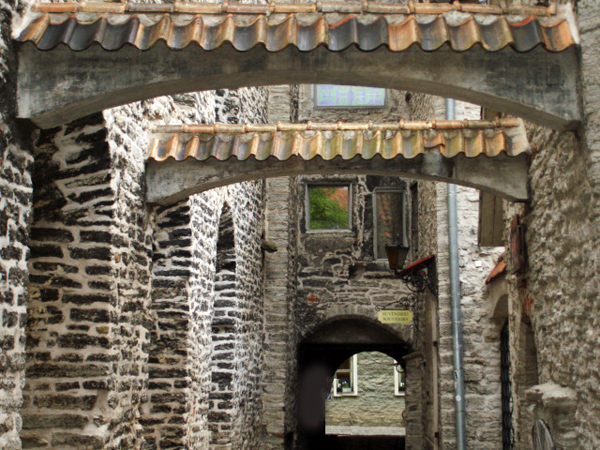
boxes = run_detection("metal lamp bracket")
[396,255,438,298]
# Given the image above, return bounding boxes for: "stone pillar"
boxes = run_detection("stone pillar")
[143,200,195,450]
[260,85,300,449]
[0,4,35,448]
[0,109,33,450]
[261,176,298,449]
[23,112,153,449]
[404,352,423,450]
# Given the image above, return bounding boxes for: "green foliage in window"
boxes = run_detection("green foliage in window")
[309,186,349,230]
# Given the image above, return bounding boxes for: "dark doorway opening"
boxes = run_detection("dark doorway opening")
[296,318,412,450]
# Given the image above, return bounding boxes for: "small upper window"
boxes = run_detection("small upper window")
[314,85,386,108]
[307,185,351,231]
[374,188,407,259]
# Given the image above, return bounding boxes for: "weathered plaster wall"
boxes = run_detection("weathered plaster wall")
[326,351,406,428]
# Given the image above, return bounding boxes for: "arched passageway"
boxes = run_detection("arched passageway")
[146,119,530,204]
[297,317,413,450]
[16,3,580,129]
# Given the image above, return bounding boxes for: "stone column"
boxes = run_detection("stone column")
[404,352,424,450]
[260,85,299,449]
[23,112,153,449]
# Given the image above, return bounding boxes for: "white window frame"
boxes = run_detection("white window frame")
[394,360,406,397]
[333,354,358,397]
[373,187,408,260]
[306,183,352,232]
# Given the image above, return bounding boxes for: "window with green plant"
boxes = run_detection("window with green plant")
[307,185,351,230]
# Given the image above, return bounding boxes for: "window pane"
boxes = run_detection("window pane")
[375,190,405,259]
[308,186,350,230]
[315,85,386,107]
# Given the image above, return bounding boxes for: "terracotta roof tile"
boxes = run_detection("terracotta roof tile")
[147,119,529,162]
[17,3,575,52]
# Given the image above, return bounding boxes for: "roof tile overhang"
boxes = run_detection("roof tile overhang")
[147,119,529,162]
[16,2,575,52]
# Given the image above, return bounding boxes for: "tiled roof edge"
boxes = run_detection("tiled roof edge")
[32,1,559,16]
[147,119,530,162]
[153,119,524,134]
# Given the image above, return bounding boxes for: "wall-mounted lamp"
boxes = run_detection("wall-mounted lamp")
[385,237,438,299]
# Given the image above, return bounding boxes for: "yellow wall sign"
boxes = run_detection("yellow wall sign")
[378,310,413,324]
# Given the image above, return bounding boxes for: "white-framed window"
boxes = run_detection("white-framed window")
[373,188,407,259]
[314,85,387,108]
[333,355,358,396]
[394,361,406,396]
[306,184,352,231]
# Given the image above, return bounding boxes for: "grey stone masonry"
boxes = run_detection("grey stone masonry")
[260,85,300,450]
[143,87,268,450]
[24,107,154,449]
[0,1,34,448]
[142,90,217,450]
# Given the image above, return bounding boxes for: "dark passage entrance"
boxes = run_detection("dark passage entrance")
[333,435,405,450]
[297,318,412,450]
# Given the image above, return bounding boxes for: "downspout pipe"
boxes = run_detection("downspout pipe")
[446,97,467,450]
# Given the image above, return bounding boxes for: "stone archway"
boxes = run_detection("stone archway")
[16,3,580,130]
[297,316,415,450]
[146,119,530,204]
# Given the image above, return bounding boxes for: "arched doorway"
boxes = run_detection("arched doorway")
[297,317,413,450]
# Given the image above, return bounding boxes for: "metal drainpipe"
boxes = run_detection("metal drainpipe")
[446,97,467,450]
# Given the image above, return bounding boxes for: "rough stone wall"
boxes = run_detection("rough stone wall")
[294,174,413,348]
[141,89,216,450]
[23,108,152,449]
[408,96,504,450]
[326,351,406,428]
[503,117,598,448]
[261,85,301,450]
[144,199,196,450]
[21,48,268,448]
[0,1,34,448]
[144,86,268,450]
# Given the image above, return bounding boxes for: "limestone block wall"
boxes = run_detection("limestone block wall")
[0,2,34,448]
[325,351,406,428]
